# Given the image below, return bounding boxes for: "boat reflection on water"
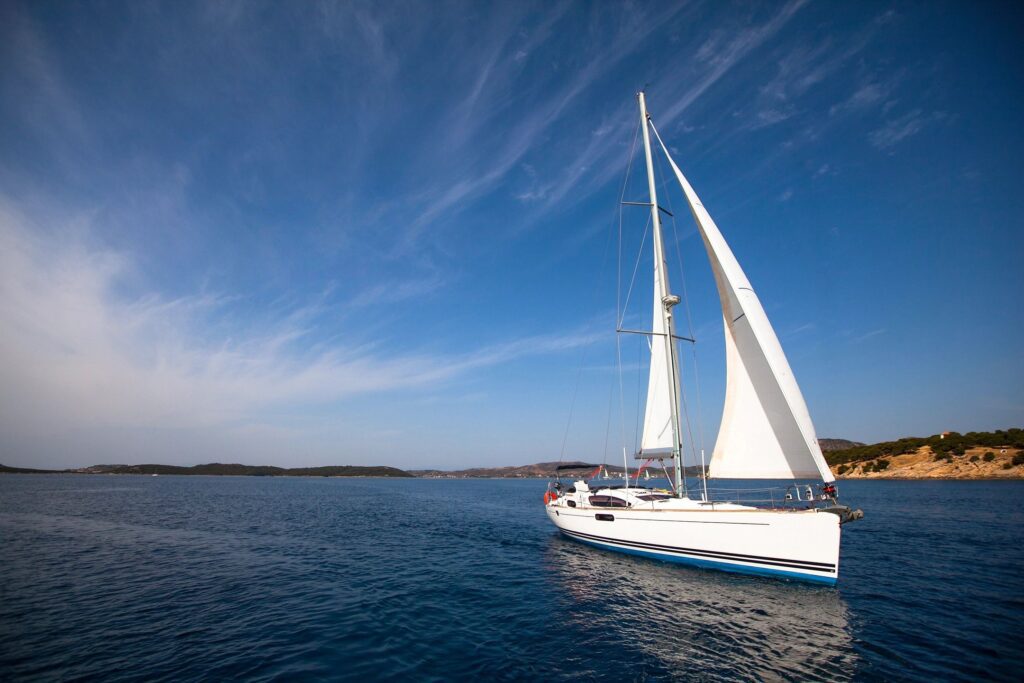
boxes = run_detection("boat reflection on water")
[544,532,858,681]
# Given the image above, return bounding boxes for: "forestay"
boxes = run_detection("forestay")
[650,123,834,482]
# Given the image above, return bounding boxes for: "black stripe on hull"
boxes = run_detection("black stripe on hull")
[559,527,836,574]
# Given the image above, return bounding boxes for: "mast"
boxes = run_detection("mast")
[637,92,687,497]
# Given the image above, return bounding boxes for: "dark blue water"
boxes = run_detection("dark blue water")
[1,476,1021,681]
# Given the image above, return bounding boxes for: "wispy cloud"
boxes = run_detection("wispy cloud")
[785,322,817,337]
[869,109,947,150]
[0,4,92,173]
[659,0,809,126]
[740,13,899,135]
[851,328,886,343]
[347,274,447,309]
[515,0,810,220]
[0,200,597,463]
[394,1,690,250]
[830,79,894,117]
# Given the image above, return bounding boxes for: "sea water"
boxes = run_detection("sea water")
[1,475,1021,681]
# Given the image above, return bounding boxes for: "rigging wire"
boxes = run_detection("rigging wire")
[643,139,683,496]
[675,230,709,494]
[602,383,614,465]
[616,212,651,459]
[557,163,631,467]
[653,126,709,499]
[558,115,642,469]
[618,214,650,331]
[617,186,652,463]
[557,353,586,462]
[633,330,642,457]
[615,327,629,485]
[617,118,642,330]
[614,117,642,485]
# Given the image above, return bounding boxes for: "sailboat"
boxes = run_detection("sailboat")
[545,92,862,585]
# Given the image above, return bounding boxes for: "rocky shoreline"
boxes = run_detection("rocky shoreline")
[832,446,1024,480]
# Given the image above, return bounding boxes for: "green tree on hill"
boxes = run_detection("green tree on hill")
[824,429,1022,467]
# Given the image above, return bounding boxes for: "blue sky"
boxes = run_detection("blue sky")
[1,0,1021,469]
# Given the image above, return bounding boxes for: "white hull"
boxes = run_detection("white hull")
[546,494,841,585]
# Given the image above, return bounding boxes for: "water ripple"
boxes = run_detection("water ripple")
[1,476,1022,681]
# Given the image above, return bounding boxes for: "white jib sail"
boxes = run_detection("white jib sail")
[650,123,834,482]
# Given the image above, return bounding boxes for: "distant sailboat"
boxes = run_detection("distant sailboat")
[546,92,861,585]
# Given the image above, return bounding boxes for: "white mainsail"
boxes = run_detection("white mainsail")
[650,123,834,482]
[640,236,676,456]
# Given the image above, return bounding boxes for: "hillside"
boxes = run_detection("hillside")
[409,461,626,479]
[819,438,865,452]
[825,429,1024,479]
[1,463,413,477]
[0,464,65,474]
[410,461,708,479]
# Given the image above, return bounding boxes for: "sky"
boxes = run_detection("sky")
[1,0,1022,470]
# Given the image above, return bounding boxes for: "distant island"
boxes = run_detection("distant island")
[4,429,1021,481]
[0,463,413,478]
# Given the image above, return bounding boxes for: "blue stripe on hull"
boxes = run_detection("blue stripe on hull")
[563,531,838,586]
